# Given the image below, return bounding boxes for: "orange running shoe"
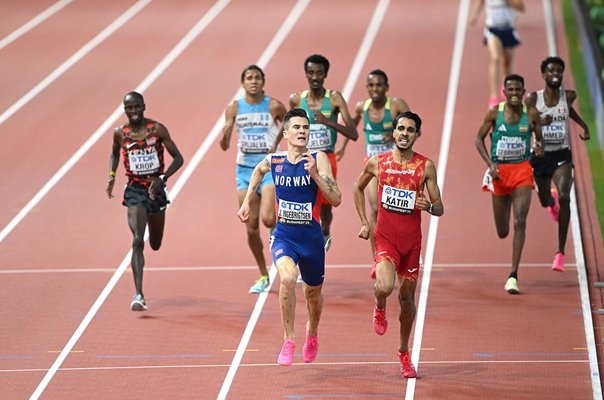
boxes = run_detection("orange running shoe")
[398,350,417,378]
[373,305,388,335]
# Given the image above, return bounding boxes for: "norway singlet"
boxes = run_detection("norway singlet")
[535,88,570,152]
[490,103,531,164]
[121,120,165,187]
[363,97,394,158]
[235,96,280,167]
[375,151,427,238]
[300,90,337,153]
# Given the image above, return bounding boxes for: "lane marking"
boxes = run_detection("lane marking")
[0,0,151,126]
[2,358,590,374]
[27,1,233,398]
[0,0,74,50]
[406,1,470,399]
[0,263,578,275]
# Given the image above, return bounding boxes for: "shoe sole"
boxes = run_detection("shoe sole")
[130,301,147,311]
[552,266,565,273]
[505,288,519,295]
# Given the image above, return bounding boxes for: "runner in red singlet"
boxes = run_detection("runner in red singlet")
[353,111,444,379]
[106,92,184,312]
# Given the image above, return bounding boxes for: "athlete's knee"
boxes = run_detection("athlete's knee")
[513,215,527,231]
[495,225,509,239]
[246,225,261,240]
[280,273,297,289]
[374,281,395,297]
[261,215,276,229]
[149,239,162,251]
[132,235,145,252]
[558,191,570,207]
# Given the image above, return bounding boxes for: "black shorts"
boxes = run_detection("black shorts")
[530,148,573,179]
[122,182,169,214]
[483,27,521,48]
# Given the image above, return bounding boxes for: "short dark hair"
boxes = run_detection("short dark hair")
[368,69,388,85]
[240,64,265,83]
[394,111,422,133]
[504,74,524,88]
[304,54,330,74]
[283,108,309,130]
[540,56,565,73]
[123,91,144,104]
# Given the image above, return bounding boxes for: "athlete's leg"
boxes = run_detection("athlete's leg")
[303,282,323,336]
[552,163,573,253]
[275,256,299,340]
[374,260,397,310]
[320,204,333,236]
[502,47,515,76]
[491,194,512,239]
[127,205,148,296]
[367,177,379,257]
[397,277,418,353]
[534,175,555,208]
[239,189,269,277]
[510,186,532,274]
[486,35,504,99]
[259,183,276,230]
[147,211,166,251]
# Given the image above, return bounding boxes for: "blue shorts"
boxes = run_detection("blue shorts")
[236,164,273,192]
[270,228,325,286]
[483,27,520,48]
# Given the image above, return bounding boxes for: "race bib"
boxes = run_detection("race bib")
[381,185,416,215]
[307,124,332,151]
[240,132,268,153]
[128,150,160,175]
[542,124,565,144]
[367,143,394,157]
[495,136,526,161]
[278,199,313,226]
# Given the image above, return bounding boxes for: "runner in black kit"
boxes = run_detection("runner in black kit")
[106,92,184,311]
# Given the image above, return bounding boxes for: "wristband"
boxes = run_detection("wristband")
[159,174,167,183]
[427,202,434,214]
[109,170,116,178]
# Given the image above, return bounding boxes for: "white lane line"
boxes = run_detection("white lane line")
[0,0,151,126]
[0,0,74,50]
[541,2,603,398]
[2,358,590,374]
[406,0,470,399]
[0,263,576,275]
[214,1,312,398]
[27,1,232,398]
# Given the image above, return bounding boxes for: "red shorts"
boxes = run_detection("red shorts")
[373,231,421,281]
[317,152,338,205]
[491,160,534,196]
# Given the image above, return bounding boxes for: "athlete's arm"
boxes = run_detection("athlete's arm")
[289,92,301,109]
[237,156,271,223]
[525,92,552,125]
[305,151,341,207]
[417,159,444,217]
[352,156,378,239]
[474,108,500,179]
[508,0,525,12]
[313,91,358,141]
[527,106,544,157]
[268,98,288,152]
[106,128,122,199]
[150,123,184,198]
[219,100,238,151]
[469,0,484,25]
[567,90,590,140]
[336,100,364,161]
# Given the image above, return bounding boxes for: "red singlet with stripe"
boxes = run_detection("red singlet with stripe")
[121,120,165,187]
[375,151,427,238]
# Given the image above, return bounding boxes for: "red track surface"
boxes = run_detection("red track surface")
[1,0,601,399]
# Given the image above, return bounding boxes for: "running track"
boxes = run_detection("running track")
[0,0,601,399]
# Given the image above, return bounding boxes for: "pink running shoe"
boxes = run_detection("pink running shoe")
[548,188,560,222]
[398,351,417,378]
[277,339,296,366]
[488,96,500,109]
[302,335,318,363]
[373,305,388,335]
[552,252,565,272]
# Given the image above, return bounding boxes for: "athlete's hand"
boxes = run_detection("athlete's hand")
[541,114,553,126]
[580,128,590,141]
[237,203,250,223]
[489,162,501,181]
[313,112,329,125]
[358,223,370,240]
[335,146,346,161]
[382,133,394,145]
[148,177,164,201]
[415,191,429,211]
[534,141,545,158]
[303,153,318,178]
[106,178,115,199]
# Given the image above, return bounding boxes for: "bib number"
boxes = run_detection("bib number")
[381,185,416,215]
[278,199,313,226]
